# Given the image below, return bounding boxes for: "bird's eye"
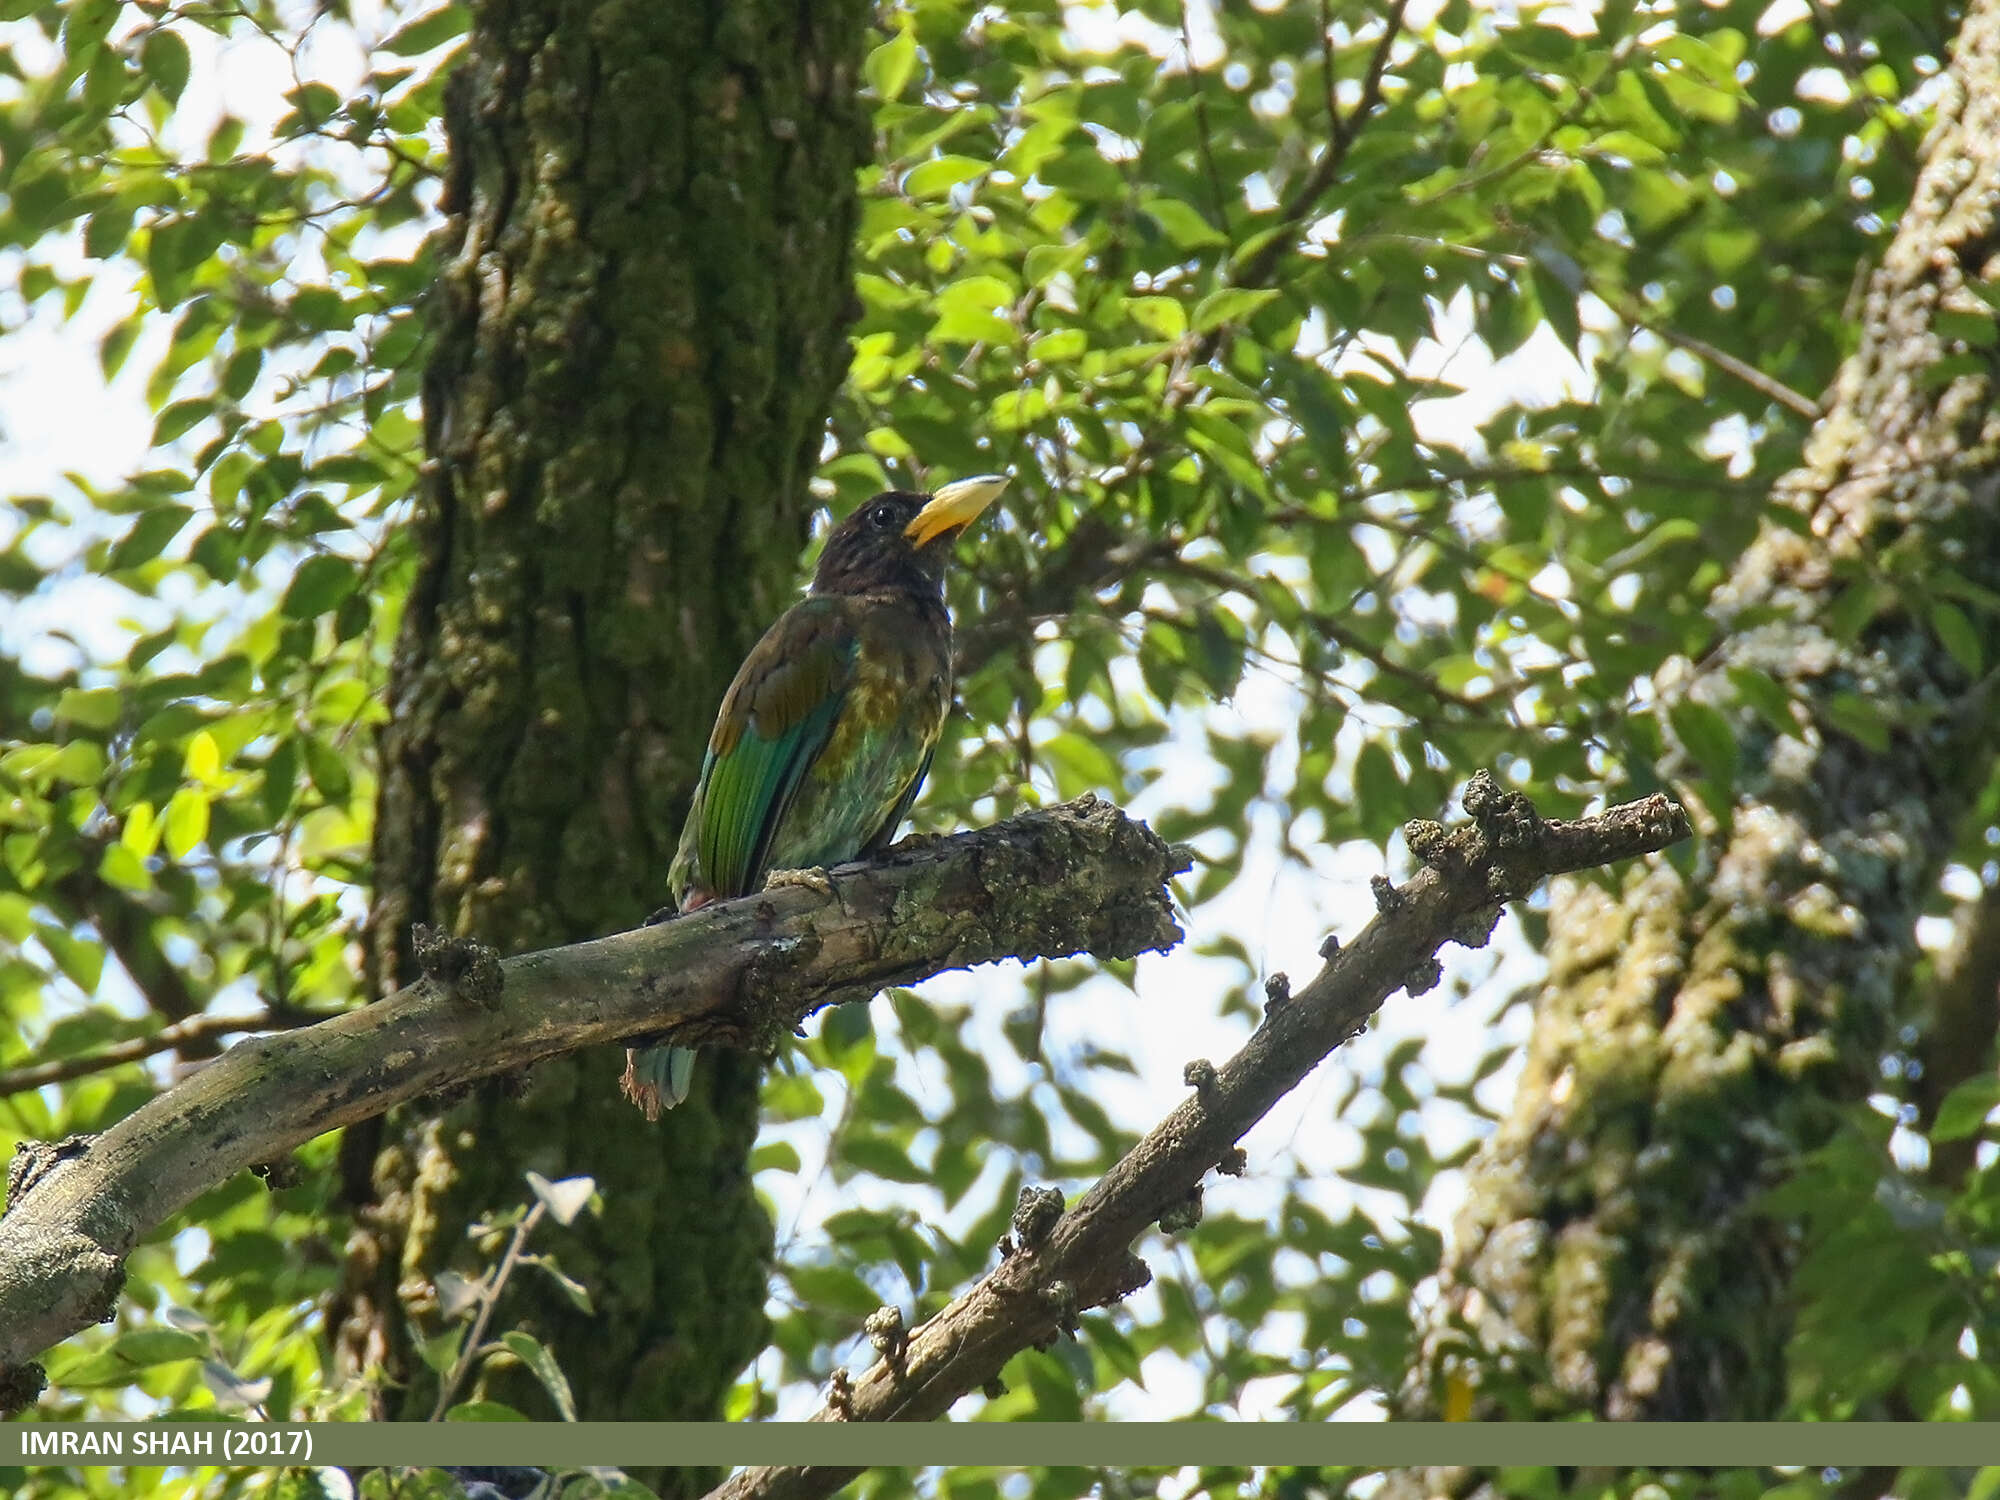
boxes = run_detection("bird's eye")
[870,503,899,530]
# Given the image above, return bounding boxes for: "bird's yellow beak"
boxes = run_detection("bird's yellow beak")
[905,474,1009,550]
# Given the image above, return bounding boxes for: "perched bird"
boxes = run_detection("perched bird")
[621,474,1010,1119]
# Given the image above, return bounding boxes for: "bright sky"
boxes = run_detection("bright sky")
[0,0,1619,1427]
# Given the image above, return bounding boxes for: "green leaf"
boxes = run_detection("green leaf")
[531,1257,595,1316]
[56,687,122,730]
[1724,667,1796,740]
[140,28,191,104]
[50,740,108,784]
[121,801,162,858]
[108,505,194,571]
[865,27,917,100]
[61,0,120,61]
[100,318,140,379]
[1930,601,1983,676]
[381,4,468,55]
[902,155,988,198]
[1191,287,1281,333]
[98,843,152,893]
[163,786,210,860]
[1142,197,1229,251]
[785,1265,881,1316]
[443,1401,530,1421]
[1530,260,1581,351]
[1822,692,1891,753]
[152,399,215,447]
[931,275,1016,345]
[49,1328,205,1387]
[1125,295,1187,340]
[185,729,222,785]
[302,736,353,803]
[1354,741,1403,841]
[751,1141,803,1173]
[496,1331,577,1421]
[1084,1315,1147,1388]
[840,1132,928,1183]
[1934,308,1997,348]
[1668,700,1739,786]
[40,926,105,995]
[84,205,134,260]
[281,554,358,619]
[1931,1076,2000,1142]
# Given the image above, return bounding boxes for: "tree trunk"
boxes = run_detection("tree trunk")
[1394,0,2000,1442]
[328,0,870,1447]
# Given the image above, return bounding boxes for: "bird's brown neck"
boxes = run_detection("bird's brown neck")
[814,578,951,638]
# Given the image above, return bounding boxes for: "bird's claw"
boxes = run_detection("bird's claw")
[765,866,836,896]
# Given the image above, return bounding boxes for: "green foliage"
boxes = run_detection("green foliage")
[2,0,1994,1478]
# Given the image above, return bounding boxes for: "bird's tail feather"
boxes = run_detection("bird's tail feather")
[620,1044,697,1120]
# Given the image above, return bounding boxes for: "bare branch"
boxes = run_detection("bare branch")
[706,777,1690,1500]
[0,797,1185,1403]
[1610,291,1823,420]
[0,1008,323,1097]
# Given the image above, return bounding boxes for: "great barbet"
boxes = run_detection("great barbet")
[621,475,1010,1118]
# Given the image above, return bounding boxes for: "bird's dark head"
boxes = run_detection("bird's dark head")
[811,475,1008,598]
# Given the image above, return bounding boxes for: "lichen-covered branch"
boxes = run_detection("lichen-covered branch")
[706,777,1690,1500]
[0,797,1183,1408]
[1389,0,2000,1457]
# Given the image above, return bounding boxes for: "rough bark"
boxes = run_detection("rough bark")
[1392,0,2000,1449]
[706,779,1691,1500]
[327,0,871,1444]
[0,796,1184,1404]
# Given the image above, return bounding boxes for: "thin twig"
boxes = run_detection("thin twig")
[1621,298,1823,419]
[428,1202,546,1421]
[1180,0,1232,236]
[0,1008,319,1097]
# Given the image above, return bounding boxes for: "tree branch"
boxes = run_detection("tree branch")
[706,776,1690,1500]
[0,1007,323,1098]
[0,797,1186,1406]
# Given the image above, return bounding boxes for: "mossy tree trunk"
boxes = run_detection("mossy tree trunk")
[1394,0,2000,1441]
[328,0,870,1446]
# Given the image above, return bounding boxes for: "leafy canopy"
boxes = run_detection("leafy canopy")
[2,0,1995,1483]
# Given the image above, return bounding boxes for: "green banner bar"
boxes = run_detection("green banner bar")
[5,1422,2000,1469]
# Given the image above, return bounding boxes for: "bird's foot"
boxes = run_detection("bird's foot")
[765,866,836,896]
[642,904,679,927]
[619,1055,665,1121]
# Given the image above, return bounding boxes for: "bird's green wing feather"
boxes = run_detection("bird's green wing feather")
[863,740,934,856]
[694,600,859,898]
